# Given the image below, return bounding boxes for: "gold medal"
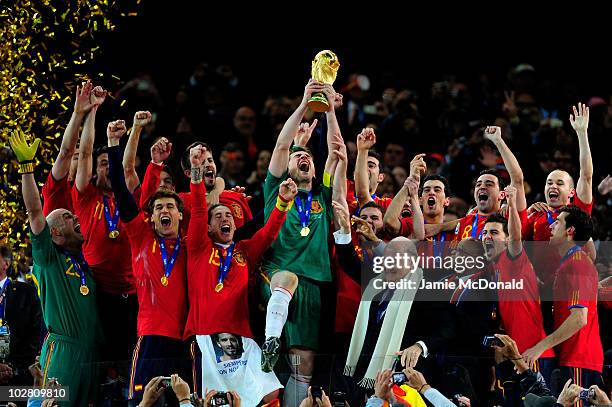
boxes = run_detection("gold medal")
[161,276,168,286]
[300,226,310,237]
[80,285,89,296]
[109,230,119,239]
[215,282,224,292]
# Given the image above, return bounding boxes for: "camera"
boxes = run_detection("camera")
[159,376,172,388]
[482,335,503,348]
[310,386,323,400]
[332,391,347,407]
[579,388,595,402]
[210,391,230,406]
[452,394,467,407]
[392,372,408,385]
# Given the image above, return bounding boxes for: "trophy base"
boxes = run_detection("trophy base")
[307,93,329,113]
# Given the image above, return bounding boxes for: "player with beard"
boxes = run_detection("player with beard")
[522,103,594,284]
[259,79,345,407]
[72,87,138,364]
[523,206,603,393]
[185,144,297,406]
[10,131,102,406]
[452,126,527,241]
[481,186,554,390]
[42,80,99,216]
[106,128,191,407]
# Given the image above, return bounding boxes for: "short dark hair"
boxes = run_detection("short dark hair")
[0,245,12,263]
[93,146,109,170]
[207,203,230,224]
[484,213,508,235]
[558,206,593,244]
[360,201,385,216]
[160,166,175,183]
[145,189,184,215]
[367,150,384,173]
[181,142,213,173]
[477,169,506,190]
[421,175,451,197]
[289,145,313,156]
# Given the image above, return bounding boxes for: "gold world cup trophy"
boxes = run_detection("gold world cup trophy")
[307,50,340,112]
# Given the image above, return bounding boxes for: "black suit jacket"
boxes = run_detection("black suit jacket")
[4,280,42,370]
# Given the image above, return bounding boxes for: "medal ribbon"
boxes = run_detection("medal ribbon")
[103,196,120,235]
[160,234,181,281]
[66,252,88,288]
[470,214,483,239]
[0,279,11,323]
[295,191,312,230]
[434,231,446,258]
[217,242,235,288]
[546,210,556,225]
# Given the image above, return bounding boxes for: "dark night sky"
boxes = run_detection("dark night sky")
[96,4,612,105]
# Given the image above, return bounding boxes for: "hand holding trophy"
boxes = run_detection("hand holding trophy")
[307,50,340,112]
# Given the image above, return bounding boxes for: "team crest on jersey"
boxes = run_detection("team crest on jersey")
[234,251,246,266]
[310,200,323,214]
[231,203,244,219]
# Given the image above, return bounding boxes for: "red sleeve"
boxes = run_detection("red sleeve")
[399,216,413,237]
[124,215,150,278]
[242,204,287,263]
[187,182,209,253]
[42,172,73,216]
[562,255,598,308]
[522,212,535,240]
[517,208,528,233]
[140,161,164,209]
[573,195,593,215]
[72,182,97,210]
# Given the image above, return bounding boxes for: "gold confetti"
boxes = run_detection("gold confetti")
[0,0,141,267]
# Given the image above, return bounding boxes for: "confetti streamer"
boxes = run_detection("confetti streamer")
[0,0,140,269]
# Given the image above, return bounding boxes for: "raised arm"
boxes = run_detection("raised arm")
[75,85,107,192]
[569,103,593,204]
[244,179,297,262]
[383,154,426,236]
[51,81,96,180]
[505,185,523,257]
[123,111,152,193]
[139,137,172,208]
[268,80,324,177]
[107,120,138,223]
[355,128,377,206]
[9,132,44,234]
[188,145,209,251]
[323,84,344,175]
[332,134,347,203]
[484,126,527,212]
[407,177,425,240]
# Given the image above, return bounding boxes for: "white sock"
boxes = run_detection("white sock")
[265,287,292,338]
[282,373,311,407]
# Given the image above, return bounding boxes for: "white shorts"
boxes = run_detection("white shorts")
[196,334,283,407]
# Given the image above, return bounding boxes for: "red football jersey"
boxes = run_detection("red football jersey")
[553,248,602,372]
[72,184,135,295]
[521,196,593,283]
[184,182,286,339]
[494,250,554,357]
[454,208,527,241]
[124,215,188,339]
[42,173,74,216]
